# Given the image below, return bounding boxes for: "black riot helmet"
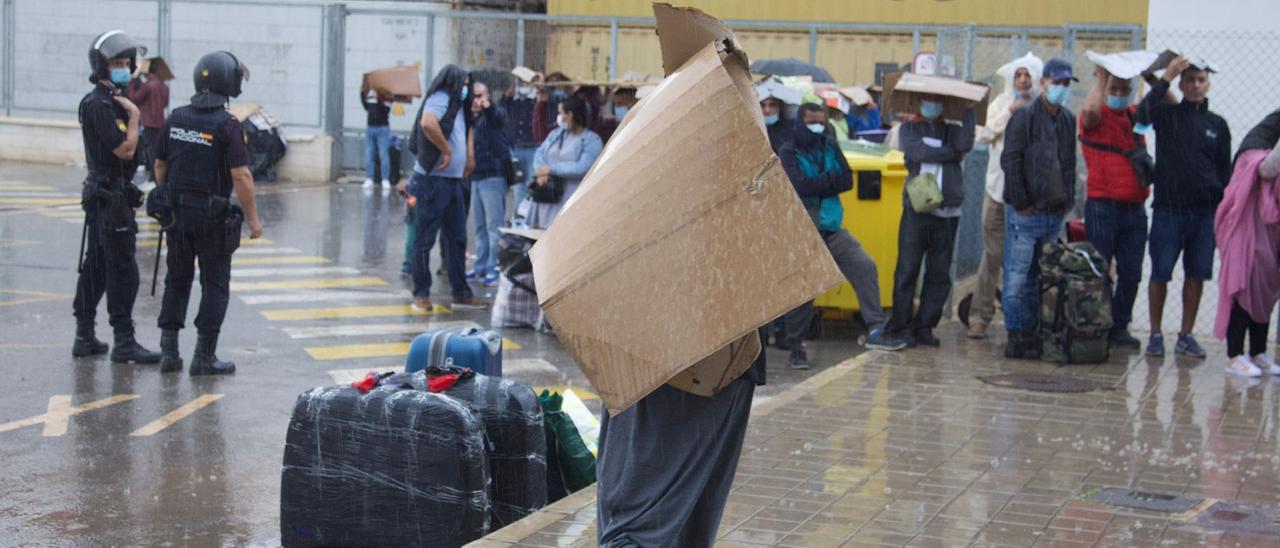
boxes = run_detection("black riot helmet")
[191,51,250,109]
[88,30,147,86]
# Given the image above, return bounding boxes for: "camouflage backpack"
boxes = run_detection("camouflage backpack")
[1038,241,1113,365]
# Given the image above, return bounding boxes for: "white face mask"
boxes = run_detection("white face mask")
[557,114,569,129]
[517,85,537,99]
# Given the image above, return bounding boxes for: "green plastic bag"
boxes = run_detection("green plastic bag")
[539,390,597,499]
[906,172,943,214]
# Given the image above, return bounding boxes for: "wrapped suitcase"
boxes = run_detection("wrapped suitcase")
[405,326,503,376]
[383,368,547,529]
[280,384,490,546]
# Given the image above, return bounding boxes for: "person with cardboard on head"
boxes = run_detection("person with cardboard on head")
[1000,58,1080,360]
[1139,54,1231,360]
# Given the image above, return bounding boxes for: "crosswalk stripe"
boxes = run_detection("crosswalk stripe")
[233,256,330,266]
[232,277,387,291]
[0,191,75,197]
[232,246,303,255]
[231,266,360,278]
[0,181,54,188]
[0,197,81,206]
[305,338,523,361]
[261,303,446,321]
[237,289,404,305]
[281,320,478,339]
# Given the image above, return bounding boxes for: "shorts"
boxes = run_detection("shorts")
[1148,209,1214,282]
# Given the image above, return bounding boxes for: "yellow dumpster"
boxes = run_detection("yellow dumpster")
[812,142,907,314]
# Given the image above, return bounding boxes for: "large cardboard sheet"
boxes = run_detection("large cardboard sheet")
[361,65,423,99]
[529,4,842,414]
[883,72,990,125]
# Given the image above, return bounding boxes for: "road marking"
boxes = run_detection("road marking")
[0,239,38,247]
[239,238,274,245]
[0,191,75,197]
[281,320,478,339]
[233,256,331,266]
[232,277,388,291]
[41,210,87,218]
[231,266,360,278]
[0,183,55,191]
[505,358,561,376]
[129,394,223,436]
[232,246,303,255]
[0,289,70,307]
[305,338,522,361]
[237,289,404,305]
[0,394,139,436]
[262,303,447,321]
[0,197,81,206]
[536,385,600,401]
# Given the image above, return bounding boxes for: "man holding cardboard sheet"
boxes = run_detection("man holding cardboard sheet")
[529,5,842,544]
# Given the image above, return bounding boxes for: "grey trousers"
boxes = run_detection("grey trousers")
[972,194,1005,323]
[784,228,887,347]
[596,378,755,547]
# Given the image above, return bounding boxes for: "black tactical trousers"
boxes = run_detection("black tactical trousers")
[158,228,232,334]
[73,210,140,329]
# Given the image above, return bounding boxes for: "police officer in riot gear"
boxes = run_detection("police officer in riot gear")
[72,30,162,364]
[151,51,263,375]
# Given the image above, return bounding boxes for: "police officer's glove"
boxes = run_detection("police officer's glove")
[127,184,146,209]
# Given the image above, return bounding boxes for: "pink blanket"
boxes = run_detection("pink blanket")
[1214,148,1280,339]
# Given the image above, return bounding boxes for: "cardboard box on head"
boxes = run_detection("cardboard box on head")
[528,3,843,415]
[883,72,990,125]
[361,65,423,102]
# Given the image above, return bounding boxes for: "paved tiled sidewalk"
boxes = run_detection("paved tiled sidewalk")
[471,325,1280,547]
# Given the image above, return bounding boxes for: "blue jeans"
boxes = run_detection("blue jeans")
[470,176,506,275]
[410,173,472,301]
[1084,199,1148,334]
[364,125,391,181]
[510,146,536,224]
[1002,207,1063,331]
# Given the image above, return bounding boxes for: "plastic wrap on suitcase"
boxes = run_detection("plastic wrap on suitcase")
[280,385,491,547]
[382,368,547,529]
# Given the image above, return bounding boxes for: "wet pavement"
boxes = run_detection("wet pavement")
[0,162,864,545]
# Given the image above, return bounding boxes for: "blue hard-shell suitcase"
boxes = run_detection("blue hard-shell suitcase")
[406,326,503,376]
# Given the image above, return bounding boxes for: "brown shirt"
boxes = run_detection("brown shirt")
[128,78,170,129]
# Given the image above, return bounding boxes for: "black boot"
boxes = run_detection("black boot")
[72,320,109,358]
[159,329,183,373]
[190,332,236,376]
[110,323,162,365]
[1004,330,1026,359]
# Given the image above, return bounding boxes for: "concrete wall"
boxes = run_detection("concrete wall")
[0,117,333,183]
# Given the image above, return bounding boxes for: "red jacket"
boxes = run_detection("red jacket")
[1080,105,1149,203]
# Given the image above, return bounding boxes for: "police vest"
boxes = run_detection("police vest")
[162,106,235,230]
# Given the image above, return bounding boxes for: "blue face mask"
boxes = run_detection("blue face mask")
[920,100,943,120]
[613,105,629,120]
[806,123,826,134]
[109,67,131,86]
[460,86,470,101]
[1046,84,1070,106]
[1105,95,1130,110]
[763,114,779,126]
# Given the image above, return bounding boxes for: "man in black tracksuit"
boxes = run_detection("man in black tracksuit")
[72,30,160,365]
[152,51,263,375]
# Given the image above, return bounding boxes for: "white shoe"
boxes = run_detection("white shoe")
[381,180,392,189]
[362,178,374,189]
[1227,355,1264,378]
[1251,354,1280,376]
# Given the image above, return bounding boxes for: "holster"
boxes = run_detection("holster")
[223,204,244,255]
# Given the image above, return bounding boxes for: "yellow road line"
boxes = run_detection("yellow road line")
[0,289,70,307]
[129,394,223,436]
[0,184,57,192]
[263,303,447,321]
[233,256,331,266]
[0,394,139,436]
[240,238,274,245]
[305,338,522,361]
[0,239,38,247]
[535,386,600,401]
[42,210,85,218]
[0,197,81,206]
[232,277,388,291]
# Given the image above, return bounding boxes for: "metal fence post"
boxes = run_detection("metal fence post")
[515,16,525,68]
[156,0,171,57]
[2,0,13,116]
[1131,26,1142,51]
[912,28,921,57]
[1062,26,1076,58]
[425,13,435,81]
[609,18,618,81]
[965,24,975,80]
[321,3,346,180]
[808,24,818,64]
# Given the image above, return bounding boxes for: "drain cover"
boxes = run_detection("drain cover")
[1088,488,1203,513]
[1194,502,1280,536]
[977,373,1102,393]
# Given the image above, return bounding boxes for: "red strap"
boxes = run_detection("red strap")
[351,371,380,393]
[428,374,462,393]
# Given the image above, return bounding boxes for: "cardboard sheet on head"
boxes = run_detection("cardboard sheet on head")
[528,3,843,415]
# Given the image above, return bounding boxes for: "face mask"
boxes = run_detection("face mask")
[1046,84,1070,106]
[613,105,629,119]
[1015,90,1031,100]
[516,85,537,99]
[806,123,826,134]
[1133,122,1153,135]
[920,100,943,120]
[460,87,470,101]
[557,115,569,129]
[109,67,131,86]
[763,114,779,126]
[1105,95,1130,110]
